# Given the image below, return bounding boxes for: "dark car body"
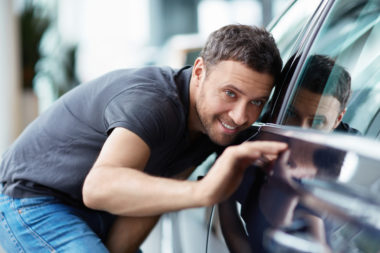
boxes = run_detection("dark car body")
[205,0,380,252]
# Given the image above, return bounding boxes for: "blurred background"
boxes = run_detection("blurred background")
[0,1,291,252]
[0,0,291,155]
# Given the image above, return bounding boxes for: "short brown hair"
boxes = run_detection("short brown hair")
[200,24,282,80]
[299,55,351,111]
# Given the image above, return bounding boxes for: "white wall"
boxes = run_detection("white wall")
[0,0,22,154]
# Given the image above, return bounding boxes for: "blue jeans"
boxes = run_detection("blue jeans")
[0,185,117,252]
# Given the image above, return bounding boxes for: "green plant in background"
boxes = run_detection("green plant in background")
[60,45,79,97]
[20,0,79,98]
[20,0,50,90]
[35,42,79,98]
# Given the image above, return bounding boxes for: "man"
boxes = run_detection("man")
[0,24,287,252]
[284,54,355,132]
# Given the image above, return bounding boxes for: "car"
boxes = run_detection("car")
[203,0,380,252]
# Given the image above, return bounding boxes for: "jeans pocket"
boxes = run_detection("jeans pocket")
[0,212,25,253]
[11,198,58,252]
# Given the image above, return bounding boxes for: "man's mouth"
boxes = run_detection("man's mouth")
[220,121,238,131]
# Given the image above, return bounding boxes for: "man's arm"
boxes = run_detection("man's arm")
[82,127,287,216]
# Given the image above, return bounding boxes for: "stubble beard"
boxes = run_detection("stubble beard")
[194,102,236,146]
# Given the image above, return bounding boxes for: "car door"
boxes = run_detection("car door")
[206,0,380,252]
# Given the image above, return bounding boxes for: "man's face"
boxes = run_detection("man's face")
[191,59,274,146]
[285,89,343,131]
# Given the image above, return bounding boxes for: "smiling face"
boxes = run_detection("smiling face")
[189,58,274,146]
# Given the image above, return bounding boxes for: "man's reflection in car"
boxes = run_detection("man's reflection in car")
[284,55,353,132]
[218,55,354,252]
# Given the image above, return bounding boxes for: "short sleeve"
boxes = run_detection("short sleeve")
[104,86,182,149]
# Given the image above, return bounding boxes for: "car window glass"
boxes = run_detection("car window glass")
[258,0,322,123]
[281,0,380,140]
[270,0,322,61]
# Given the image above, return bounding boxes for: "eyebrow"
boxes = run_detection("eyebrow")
[225,84,269,101]
[289,105,326,121]
[313,115,327,121]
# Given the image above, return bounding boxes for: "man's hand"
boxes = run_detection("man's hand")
[195,141,288,206]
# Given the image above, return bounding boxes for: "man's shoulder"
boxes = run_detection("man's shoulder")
[335,121,361,135]
[85,66,176,86]
[121,65,177,82]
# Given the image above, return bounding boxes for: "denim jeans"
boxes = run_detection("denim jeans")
[0,185,117,252]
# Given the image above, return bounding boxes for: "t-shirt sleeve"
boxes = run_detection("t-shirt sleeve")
[103,87,181,149]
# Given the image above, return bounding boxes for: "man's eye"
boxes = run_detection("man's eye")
[312,117,326,129]
[225,90,236,98]
[251,100,263,106]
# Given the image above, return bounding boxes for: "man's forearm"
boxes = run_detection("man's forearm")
[83,166,206,216]
[83,141,288,217]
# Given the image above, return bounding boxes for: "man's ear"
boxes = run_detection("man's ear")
[192,57,205,85]
[334,108,347,129]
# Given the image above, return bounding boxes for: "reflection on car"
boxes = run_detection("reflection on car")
[283,54,353,133]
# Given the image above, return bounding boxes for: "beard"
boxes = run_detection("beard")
[194,101,238,146]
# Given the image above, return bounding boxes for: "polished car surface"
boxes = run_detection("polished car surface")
[206,0,380,252]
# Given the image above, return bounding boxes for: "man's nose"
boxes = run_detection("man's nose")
[300,118,311,129]
[228,103,248,126]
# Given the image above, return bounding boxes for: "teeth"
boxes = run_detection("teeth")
[221,121,236,130]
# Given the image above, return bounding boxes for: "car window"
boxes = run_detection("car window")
[258,0,323,123]
[281,0,380,140]
[269,0,322,61]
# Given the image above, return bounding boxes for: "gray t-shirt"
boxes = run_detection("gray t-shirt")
[0,66,218,206]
